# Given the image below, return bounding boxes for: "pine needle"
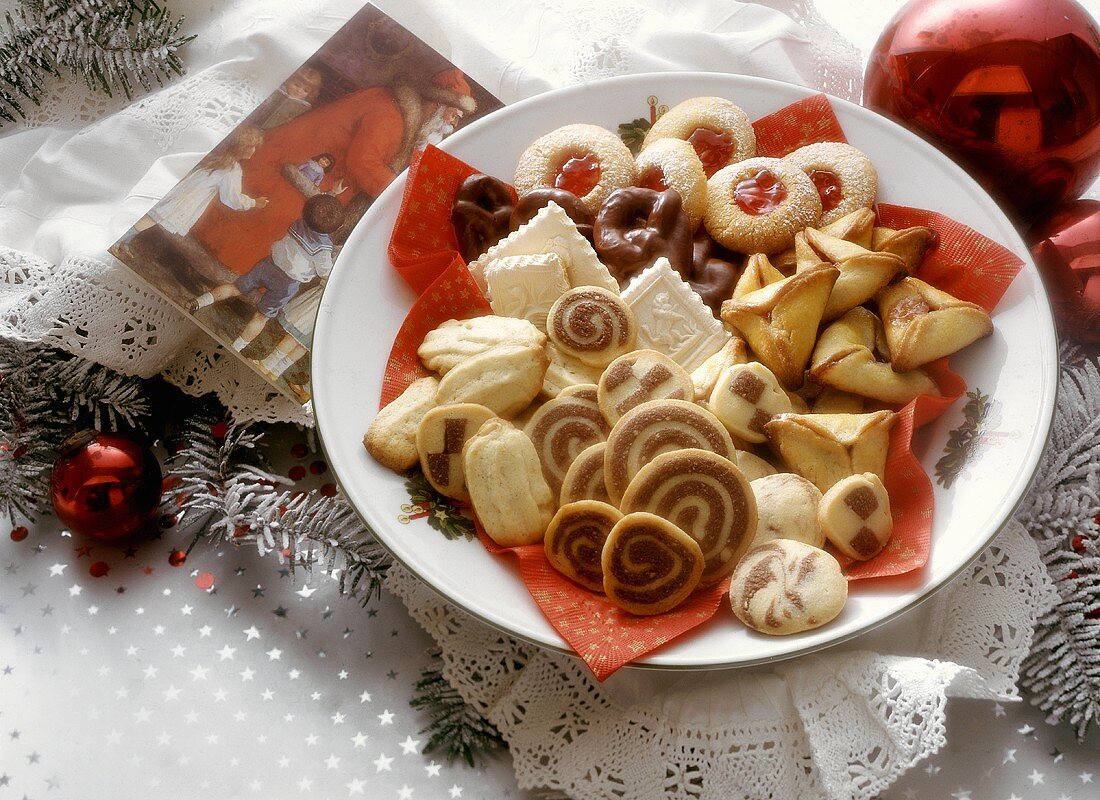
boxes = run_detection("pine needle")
[410,649,505,766]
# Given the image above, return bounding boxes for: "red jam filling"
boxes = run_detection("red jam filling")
[553,152,601,197]
[809,169,843,213]
[732,169,788,216]
[687,127,735,177]
[637,166,669,192]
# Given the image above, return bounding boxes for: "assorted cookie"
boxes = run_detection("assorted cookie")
[363,94,1002,634]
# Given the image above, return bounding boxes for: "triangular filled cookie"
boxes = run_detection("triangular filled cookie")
[720,263,839,389]
[871,225,936,274]
[763,410,896,492]
[876,277,993,371]
[732,253,785,299]
[820,208,875,249]
[810,307,938,404]
[802,227,905,321]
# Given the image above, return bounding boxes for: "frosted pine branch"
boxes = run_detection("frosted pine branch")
[0,0,194,125]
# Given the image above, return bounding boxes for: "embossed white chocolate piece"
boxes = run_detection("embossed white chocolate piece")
[468,202,619,296]
[621,257,729,372]
[484,253,570,332]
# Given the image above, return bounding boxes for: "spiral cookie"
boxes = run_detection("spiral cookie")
[547,287,637,368]
[604,399,735,504]
[524,389,610,496]
[705,157,822,254]
[635,138,709,230]
[602,512,705,615]
[544,500,622,592]
[621,449,757,585]
[559,441,612,506]
[784,142,877,227]
[729,539,847,634]
[642,97,756,177]
[514,124,637,216]
[597,350,695,425]
[416,403,496,501]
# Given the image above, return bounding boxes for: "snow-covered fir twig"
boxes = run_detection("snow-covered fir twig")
[165,406,391,601]
[0,0,194,124]
[0,337,151,522]
[1017,346,1100,737]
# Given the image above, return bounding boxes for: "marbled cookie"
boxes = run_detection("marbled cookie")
[729,539,847,635]
[621,449,757,584]
[363,377,439,472]
[415,403,496,501]
[597,349,694,424]
[749,473,824,549]
[547,286,636,367]
[435,344,548,418]
[544,500,622,592]
[603,512,705,615]
[559,441,612,507]
[418,316,545,375]
[463,419,555,547]
[524,388,610,496]
[818,473,893,561]
[604,399,735,504]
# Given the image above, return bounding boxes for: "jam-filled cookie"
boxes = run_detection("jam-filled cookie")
[634,138,709,230]
[705,157,822,254]
[784,142,877,227]
[642,97,756,177]
[514,124,636,216]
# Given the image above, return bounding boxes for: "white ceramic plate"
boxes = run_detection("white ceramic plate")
[313,73,1058,670]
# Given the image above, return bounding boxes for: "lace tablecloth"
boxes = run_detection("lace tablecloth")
[2,0,1099,798]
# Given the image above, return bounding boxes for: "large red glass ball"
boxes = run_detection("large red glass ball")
[1029,198,1100,342]
[49,430,163,541]
[864,0,1100,219]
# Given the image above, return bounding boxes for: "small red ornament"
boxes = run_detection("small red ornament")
[864,0,1100,218]
[1028,199,1100,342]
[49,430,163,541]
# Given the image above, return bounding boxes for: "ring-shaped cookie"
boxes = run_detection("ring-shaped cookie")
[593,188,695,285]
[635,138,708,230]
[514,123,637,216]
[451,173,516,263]
[510,187,595,241]
[641,97,756,177]
[784,142,878,227]
[705,157,822,254]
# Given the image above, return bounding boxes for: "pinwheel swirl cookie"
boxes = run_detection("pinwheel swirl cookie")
[544,500,622,592]
[547,286,637,368]
[524,387,610,496]
[621,449,757,585]
[603,512,705,615]
[559,442,613,506]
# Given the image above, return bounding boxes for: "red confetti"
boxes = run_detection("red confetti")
[291,442,308,459]
[143,566,154,575]
[9,526,27,542]
[320,482,338,497]
[1072,534,1088,553]
[168,550,187,567]
[309,460,327,475]
[211,422,229,440]
[89,561,110,578]
[195,572,215,591]
[74,545,93,558]
[288,465,306,481]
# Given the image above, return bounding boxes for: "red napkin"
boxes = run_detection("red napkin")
[379,94,1024,678]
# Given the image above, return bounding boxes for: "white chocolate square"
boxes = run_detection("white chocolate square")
[622,257,729,372]
[468,202,619,296]
[483,253,570,332]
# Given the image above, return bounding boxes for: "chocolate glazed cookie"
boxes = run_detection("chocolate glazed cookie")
[450,173,515,263]
[593,188,694,287]
[510,188,595,241]
[689,230,741,315]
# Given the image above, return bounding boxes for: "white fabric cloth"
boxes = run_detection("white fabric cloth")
[0,2,1060,799]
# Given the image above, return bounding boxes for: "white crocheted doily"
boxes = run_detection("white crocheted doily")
[0,0,858,424]
[386,521,1057,800]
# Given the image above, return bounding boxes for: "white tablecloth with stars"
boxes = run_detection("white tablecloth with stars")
[4,1,1100,798]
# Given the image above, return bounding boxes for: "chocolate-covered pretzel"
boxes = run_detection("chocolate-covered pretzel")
[450,173,515,263]
[510,188,595,241]
[593,188,693,286]
[689,231,741,315]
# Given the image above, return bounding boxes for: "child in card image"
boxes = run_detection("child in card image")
[128,125,269,238]
[190,194,344,352]
[253,66,324,130]
[297,152,336,189]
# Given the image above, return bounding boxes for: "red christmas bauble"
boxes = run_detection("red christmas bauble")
[49,430,163,541]
[1029,198,1100,342]
[864,0,1100,219]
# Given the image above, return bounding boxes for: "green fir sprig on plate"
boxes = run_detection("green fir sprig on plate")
[403,469,476,541]
[935,388,992,489]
